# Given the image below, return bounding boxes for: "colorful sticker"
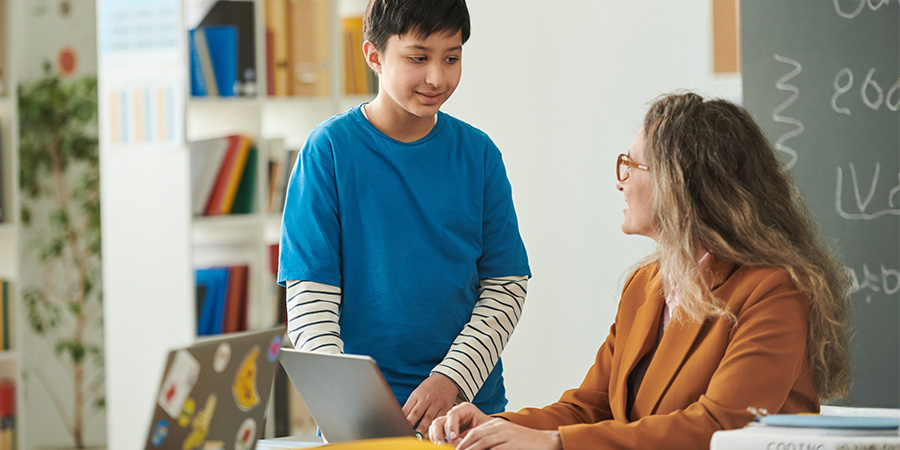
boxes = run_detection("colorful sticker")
[214,342,232,373]
[158,349,201,418]
[150,419,168,447]
[235,418,257,450]
[267,335,282,362]
[178,397,196,427]
[232,346,261,411]
[183,394,217,450]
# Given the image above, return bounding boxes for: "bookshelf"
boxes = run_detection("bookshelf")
[0,0,21,447]
[185,0,373,437]
[186,0,373,334]
[0,0,376,445]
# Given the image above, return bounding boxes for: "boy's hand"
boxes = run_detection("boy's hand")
[402,373,459,436]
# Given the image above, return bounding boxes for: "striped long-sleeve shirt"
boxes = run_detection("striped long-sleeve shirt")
[285,275,527,401]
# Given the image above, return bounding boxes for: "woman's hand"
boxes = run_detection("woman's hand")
[430,403,562,450]
[429,403,491,444]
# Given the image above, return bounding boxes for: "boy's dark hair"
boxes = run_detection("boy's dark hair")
[364,0,471,50]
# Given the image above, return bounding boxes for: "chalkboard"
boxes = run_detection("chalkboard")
[742,0,899,407]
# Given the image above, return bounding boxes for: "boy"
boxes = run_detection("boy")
[277,0,530,435]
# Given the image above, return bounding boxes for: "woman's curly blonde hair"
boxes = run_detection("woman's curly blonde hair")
[639,92,852,402]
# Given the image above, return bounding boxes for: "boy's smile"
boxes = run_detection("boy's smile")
[363,30,463,142]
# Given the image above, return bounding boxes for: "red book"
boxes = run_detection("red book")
[269,244,279,275]
[0,378,14,440]
[222,265,249,333]
[204,135,241,216]
[266,29,275,96]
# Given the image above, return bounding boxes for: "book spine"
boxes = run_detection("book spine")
[188,29,208,97]
[1,280,8,350]
[265,29,275,96]
[266,0,290,96]
[219,136,252,215]
[204,135,241,216]
[194,28,219,97]
[203,26,238,97]
[287,0,331,97]
[0,378,15,449]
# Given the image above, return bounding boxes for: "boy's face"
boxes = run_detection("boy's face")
[367,30,463,120]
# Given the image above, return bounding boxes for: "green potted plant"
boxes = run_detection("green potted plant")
[18,62,104,450]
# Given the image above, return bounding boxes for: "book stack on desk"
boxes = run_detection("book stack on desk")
[710,410,900,450]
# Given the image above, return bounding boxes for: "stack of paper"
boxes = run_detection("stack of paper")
[711,413,900,450]
[256,437,444,450]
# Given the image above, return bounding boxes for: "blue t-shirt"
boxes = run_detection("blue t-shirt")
[278,105,530,413]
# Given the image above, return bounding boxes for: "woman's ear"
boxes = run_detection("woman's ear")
[363,41,383,74]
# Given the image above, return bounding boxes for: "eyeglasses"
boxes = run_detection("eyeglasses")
[617,153,650,182]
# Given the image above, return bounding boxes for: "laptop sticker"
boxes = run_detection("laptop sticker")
[235,418,257,450]
[183,394,217,450]
[267,335,282,362]
[178,397,196,427]
[158,349,201,418]
[214,342,231,373]
[150,419,168,447]
[233,347,261,411]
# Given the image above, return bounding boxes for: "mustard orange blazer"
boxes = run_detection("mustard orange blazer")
[496,255,818,449]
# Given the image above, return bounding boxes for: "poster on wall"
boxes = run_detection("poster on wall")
[99,0,184,152]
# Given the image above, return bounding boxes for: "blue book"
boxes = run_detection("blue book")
[198,0,256,96]
[187,29,207,97]
[758,414,900,430]
[195,267,229,335]
[202,25,238,97]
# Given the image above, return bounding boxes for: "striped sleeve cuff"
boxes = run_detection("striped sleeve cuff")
[433,275,527,402]
[285,280,343,354]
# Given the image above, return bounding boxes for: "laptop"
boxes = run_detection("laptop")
[145,327,285,450]
[278,349,417,442]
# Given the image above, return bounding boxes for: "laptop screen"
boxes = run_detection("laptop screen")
[145,327,285,450]
[278,349,416,443]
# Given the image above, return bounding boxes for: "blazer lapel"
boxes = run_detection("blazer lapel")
[630,255,736,417]
[614,269,665,419]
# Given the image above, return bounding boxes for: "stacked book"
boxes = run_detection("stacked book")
[188,0,256,97]
[190,135,257,216]
[195,265,250,336]
[711,409,900,449]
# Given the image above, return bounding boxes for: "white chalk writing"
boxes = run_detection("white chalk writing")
[772,54,804,169]
[834,0,896,19]
[835,163,900,220]
[832,67,900,114]
[846,263,900,304]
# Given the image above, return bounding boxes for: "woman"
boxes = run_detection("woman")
[428,92,852,450]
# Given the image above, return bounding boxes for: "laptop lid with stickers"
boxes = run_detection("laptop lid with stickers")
[145,327,285,450]
[278,349,417,442]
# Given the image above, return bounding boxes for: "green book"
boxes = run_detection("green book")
[1,280,8,350]
[231,147,258,214]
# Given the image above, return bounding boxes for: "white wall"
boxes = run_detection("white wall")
[442,0,741,410]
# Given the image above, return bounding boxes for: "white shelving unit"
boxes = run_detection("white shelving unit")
[0,0,21,447]
[186,0,373,333]
[2,0,375,447]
